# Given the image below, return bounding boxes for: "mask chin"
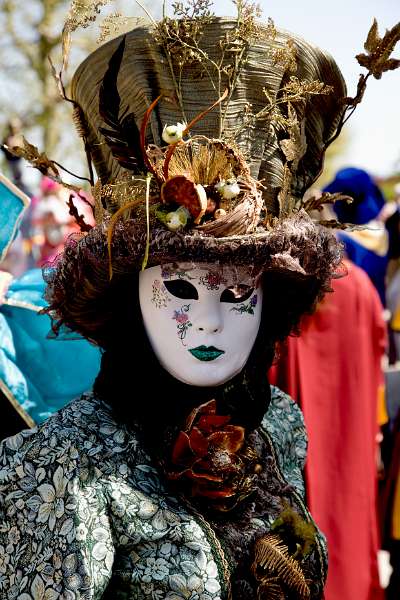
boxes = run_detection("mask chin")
[152,343,250,387]
[164,362,245,387]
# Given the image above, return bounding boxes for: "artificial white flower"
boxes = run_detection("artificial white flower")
[162,122,186,144]
[215,178,240,200]
[165,206,190,232]
[214,180,225,193]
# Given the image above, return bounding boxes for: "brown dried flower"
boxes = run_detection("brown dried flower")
[166,399,259,509]
[273,38,297,73]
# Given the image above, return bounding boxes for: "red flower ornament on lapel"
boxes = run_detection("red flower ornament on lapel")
[167,399,260,510]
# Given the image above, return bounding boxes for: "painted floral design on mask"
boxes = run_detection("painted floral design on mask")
[199,271,227,291]
[161,265,194,281]
[140,263,263,387]
[230,294,258,315]
[151,280,170,308]
[173,305,192,342]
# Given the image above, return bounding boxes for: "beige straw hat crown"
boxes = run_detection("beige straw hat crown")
[71,18,346,220]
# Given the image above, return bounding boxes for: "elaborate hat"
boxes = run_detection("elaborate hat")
[67,15,345,277]
[8,2,399,341]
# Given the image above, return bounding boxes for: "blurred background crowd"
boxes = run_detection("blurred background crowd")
[0,1,399,599]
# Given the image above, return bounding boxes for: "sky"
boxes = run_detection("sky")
[212,0,400,178]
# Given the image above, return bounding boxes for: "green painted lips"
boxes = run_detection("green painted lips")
[189,345,225,361]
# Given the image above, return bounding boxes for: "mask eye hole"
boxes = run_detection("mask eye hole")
[163,279,199,300]
[220,285,254,304]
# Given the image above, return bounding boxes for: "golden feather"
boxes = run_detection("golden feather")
[252,533,310,600]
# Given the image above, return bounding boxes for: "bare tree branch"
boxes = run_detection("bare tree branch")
[2,0,38,71]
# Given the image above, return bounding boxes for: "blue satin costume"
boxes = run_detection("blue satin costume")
[0,174,101,428]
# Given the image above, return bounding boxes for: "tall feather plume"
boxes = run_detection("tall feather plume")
[99,36,144,173]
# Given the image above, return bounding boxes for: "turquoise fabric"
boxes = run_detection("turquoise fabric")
[0,268,101,423]
[0,176,28,262]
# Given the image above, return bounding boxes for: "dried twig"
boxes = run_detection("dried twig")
[67,194,93,232]
[302,191,353,213]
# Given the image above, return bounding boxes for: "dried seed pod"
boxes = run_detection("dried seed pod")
[161,175,207,223]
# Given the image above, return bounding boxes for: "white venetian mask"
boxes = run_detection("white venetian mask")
[139,262,263,386]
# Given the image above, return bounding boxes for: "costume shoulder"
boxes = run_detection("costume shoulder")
[0,393,141,599]
[0,392,139,477]
[262,385,307,499]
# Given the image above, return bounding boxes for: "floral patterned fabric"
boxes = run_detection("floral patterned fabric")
[262,386,308,498]
[0,386,324,599]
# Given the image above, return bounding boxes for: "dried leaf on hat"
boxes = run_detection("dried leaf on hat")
[67,195,93,232]
[356,19,400,79]
[161,175,207,223]
[7,137,60,178]
[277,165,294,218]
[326,18,399,150]
[5,138,84,193]
[279,106,307,171]
[279,136,298,164]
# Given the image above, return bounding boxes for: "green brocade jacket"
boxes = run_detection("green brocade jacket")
[0,386,327,599]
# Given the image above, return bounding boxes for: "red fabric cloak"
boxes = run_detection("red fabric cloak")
[269,260,386,600]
